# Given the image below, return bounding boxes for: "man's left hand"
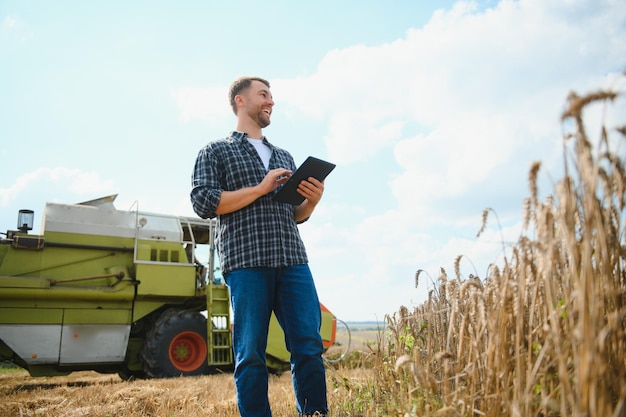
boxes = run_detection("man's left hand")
[297,177,324,205]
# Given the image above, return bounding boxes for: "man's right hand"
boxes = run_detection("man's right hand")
[215,168,292,215]
[259,168,292,195]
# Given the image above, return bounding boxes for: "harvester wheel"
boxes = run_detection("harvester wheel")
[117,366,146,381]
[140,309,210,378]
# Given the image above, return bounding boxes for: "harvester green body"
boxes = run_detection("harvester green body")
[0,195,337,379]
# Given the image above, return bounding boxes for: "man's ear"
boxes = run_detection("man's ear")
[235,94,246,110]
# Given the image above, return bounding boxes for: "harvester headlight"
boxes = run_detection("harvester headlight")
[17,209,34,233]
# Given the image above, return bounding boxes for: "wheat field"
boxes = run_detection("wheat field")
[384,76,626,416]
[1,76,625,417]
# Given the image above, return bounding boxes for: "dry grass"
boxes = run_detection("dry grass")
[0,367,378,417]
[0,324,381,417]
[382,75,626,416]
[0,370,239,417]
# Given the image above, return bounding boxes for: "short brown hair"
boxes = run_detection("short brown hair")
[228,76,271,115]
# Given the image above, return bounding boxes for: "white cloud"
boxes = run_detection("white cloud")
[1,13,33,44]
[1,167,110,205]
[0,167,116,232]
[288,0,626,318]
[1,15,18,30]
[279,0,625,166]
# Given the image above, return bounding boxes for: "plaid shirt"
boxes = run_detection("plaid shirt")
[190,131,308,275]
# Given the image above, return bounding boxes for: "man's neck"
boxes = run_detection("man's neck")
[236,120,262,139]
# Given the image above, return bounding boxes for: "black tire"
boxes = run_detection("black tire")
[117,366,147,381]
[139,309,210,378]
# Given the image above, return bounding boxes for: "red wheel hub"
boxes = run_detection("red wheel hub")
[168,331,207,372]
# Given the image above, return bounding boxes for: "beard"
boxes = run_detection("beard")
[254,111,271,128]
[247,106,271,128]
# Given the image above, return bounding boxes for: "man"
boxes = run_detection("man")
[190,76,328,417]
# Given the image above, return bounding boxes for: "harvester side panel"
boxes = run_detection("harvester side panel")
[0,324,62,364]
[135,263,196,297]
[59,324,130,364]
[0,282,136,308]
[63,308,131,324]
[0,244,44,277]
[0,307,63,324]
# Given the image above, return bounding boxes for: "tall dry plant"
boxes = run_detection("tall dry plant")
[386,74,626,417]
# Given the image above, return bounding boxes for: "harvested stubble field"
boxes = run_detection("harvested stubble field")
[0,367,375,417]
[0,326,380,417]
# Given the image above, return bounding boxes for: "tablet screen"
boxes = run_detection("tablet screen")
[273,156,336,205]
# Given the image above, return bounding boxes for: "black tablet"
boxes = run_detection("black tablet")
[273,156,336,205]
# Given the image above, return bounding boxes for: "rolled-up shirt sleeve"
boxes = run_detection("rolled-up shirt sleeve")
[190,146,222,219]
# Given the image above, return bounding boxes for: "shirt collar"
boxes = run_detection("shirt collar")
[231,131,272,147]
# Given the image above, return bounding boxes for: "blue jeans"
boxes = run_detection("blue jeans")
[224,264,328,417]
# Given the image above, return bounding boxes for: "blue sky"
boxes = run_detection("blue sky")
[1,0,625,321]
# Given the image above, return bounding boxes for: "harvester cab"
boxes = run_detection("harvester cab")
[0,195,339,379]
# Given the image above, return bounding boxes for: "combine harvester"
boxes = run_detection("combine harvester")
[0,195,341,379]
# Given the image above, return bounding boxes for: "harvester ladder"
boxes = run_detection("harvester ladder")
[207,284,232,365]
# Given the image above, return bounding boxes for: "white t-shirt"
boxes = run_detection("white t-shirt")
[247,138,271,170]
